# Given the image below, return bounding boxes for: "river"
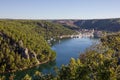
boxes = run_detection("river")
[1,37,98,80]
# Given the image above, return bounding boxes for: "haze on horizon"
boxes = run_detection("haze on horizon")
[0,0,120,19]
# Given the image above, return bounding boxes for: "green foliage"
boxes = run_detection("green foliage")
[0,19,74,73]
[0,76,5,80]
[22,74,32,80]
[28,33,120,80]
[2,19,120,79]
[101,33,120,52]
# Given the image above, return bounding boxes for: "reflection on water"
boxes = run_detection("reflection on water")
[0,60,56,80]
[0,38,98,80]
[52,38,98,67]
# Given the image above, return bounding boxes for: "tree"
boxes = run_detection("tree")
[22,74,32,80]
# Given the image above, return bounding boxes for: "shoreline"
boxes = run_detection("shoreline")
[0,59,52,74]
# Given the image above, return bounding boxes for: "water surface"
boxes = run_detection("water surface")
[1,38,98,80]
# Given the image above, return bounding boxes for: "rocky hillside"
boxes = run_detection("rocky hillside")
[0,19,74,73]
[53,18,120,32]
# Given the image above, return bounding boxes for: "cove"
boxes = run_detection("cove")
[52,38,98,67]
[1,38,98,80]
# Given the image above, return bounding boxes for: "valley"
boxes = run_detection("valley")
[0,18,120,80]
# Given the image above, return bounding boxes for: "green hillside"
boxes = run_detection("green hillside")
[0,19,74,73]
[21,32,120,80]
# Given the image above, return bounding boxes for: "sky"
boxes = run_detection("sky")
[0,0,120,19]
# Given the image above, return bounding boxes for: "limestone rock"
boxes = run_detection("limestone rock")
[22,48,29,59]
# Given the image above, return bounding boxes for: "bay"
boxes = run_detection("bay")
[1,38,98,80]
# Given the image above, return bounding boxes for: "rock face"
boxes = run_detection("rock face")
[19,40,23,47]
[22,48,29,59]
[17,40,39,63]
[29,51,37,58]
[21,48,39,63]
[29,51,39,64]
[0,32,40,64]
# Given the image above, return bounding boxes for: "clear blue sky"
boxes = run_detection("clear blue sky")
[0,0,120,19]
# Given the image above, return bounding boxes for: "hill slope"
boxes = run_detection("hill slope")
[53,18,120,32]
[15,32,120,80]
[0,19,74,73]
[75,18,120,32]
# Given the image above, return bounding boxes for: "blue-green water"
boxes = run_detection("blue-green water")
[1,38,98,79]
[52,38,98,67]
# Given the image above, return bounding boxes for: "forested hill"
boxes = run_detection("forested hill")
[53,18,120,32]
[0,20,74,39]
[8,30,120,80]
[0,19,74,73]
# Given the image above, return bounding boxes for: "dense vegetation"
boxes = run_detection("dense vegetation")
[1,19,120,79]
[2,32,119,80]
[0,19,74,73]
[0,20,75,39]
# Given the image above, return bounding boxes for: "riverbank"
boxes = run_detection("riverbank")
[0,38,98,80]
[0,59,53,74]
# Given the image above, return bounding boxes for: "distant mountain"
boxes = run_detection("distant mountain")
[52,20,79,30]
[52,18,120,32]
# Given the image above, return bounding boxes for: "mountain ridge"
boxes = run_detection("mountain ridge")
[52,18,120,32]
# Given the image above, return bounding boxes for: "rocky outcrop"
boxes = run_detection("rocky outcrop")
[21,48,29,59]
[29,51,37,58]
[18,40,23,47]
[29,51,39,64]
[21,48,39,63]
